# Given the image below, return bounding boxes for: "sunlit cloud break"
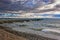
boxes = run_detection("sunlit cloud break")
[0,13,60,18]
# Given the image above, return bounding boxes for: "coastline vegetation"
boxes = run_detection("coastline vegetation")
[0,18,43,24]
[29,28,43,31]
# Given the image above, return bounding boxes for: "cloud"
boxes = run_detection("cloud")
[0,0,54,11]
[0,0,11,11]
[0,13,60,18]
[0,0,31,11]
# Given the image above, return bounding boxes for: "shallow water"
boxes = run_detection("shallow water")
[1,19,60,30]
[1,19,60,40]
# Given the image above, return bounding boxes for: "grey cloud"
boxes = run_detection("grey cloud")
[0,0,54,12]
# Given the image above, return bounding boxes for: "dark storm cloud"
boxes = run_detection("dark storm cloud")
[0,0,11,11]
[0,0,11,4]
[0,0,22,11]
[0,0,54,11]
[0,0,27,11]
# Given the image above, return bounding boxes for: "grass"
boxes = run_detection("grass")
[0,18,43,24]
[0,20,24,24]
[19,24,27,27]
[30,28,43,31]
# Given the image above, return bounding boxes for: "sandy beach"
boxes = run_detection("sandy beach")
[0,28,27,40]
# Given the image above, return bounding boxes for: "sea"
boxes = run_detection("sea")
[0,18,60,40]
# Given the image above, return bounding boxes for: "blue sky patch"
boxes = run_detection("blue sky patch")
[53,14,60,17]
[43,0,50,3]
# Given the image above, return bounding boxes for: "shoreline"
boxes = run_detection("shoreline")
[0,25,56,40]
[0,27,27,40]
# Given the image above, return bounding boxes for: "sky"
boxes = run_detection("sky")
[34,13,60,18]
[0,0,60,18]
[0,13,60,18]
[0,0,53,11]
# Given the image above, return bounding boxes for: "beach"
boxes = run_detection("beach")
[0,28,27,40]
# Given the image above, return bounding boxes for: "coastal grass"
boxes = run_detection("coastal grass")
[0,18,43,24]
[0,20,24,24]
[29,28,43,31]
[19,24,27,27]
